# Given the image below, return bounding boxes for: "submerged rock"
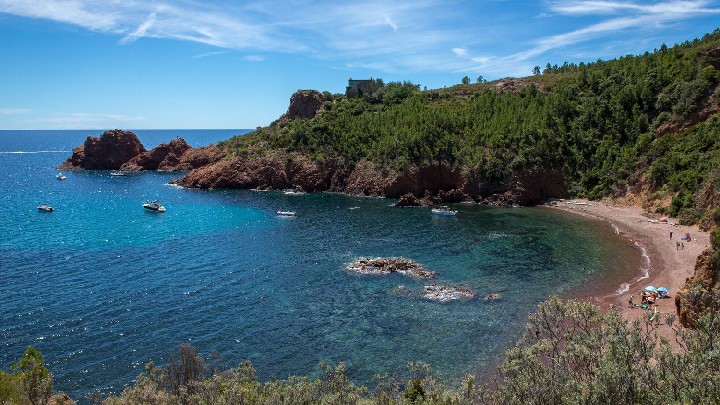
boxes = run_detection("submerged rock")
[348,257,436,279]
[421,285,475,302]
[482,293,503,302]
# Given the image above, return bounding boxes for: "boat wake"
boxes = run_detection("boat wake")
[0,150,69,154]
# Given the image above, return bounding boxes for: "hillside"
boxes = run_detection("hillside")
[180,30,720,225]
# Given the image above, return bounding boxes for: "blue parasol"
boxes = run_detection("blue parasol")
[644,286,658,292]
[657,287,669,293]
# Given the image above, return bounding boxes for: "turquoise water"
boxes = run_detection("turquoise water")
[0,130,642,400]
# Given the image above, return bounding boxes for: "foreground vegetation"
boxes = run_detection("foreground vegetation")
[5,295,719,404]
[222,29,720,225]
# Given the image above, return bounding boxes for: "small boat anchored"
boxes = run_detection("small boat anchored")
[37,204,54,212]
[143,200,166,212]
[110,171,127,176]
[277,210,296,216]
[56,173,67,180]
[431,206,457,216]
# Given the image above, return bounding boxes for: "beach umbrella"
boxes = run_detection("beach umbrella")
[657,287,669,293]
[644,286,658,292]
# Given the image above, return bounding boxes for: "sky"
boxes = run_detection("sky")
[0,1,718,130]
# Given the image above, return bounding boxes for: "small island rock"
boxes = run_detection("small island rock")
[348,257,436,279]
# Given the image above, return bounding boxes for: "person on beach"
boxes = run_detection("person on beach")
[628,296,634,308]
[670,231,673,239]
[676,241,680,250]
[682,242,684,250]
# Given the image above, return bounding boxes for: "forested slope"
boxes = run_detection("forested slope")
[215,29,720,224]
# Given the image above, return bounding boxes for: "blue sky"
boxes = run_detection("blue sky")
[0,1,718,130]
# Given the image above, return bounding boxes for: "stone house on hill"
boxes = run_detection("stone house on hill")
[346,78,379,98]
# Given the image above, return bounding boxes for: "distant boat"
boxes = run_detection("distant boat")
[110,171,127,176]
[143,200,166,212]
[283,189,305,195]
[277,210,296,216]
[56,173,67,180]
[431,206,457,216]
[37,204,54,212]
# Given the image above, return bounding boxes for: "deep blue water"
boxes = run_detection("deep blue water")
[0,130,642,401]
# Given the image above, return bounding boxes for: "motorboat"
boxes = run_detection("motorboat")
[143,200,166,212]
[56,173,67,180]
[37,204,54,212]
[431,206,457,216]
[277,210,296,216]
[110,171,127,176]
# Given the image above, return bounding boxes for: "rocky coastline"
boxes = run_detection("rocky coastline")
[57,129,224,172]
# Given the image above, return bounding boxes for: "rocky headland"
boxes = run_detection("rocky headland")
[57,129,224,171]
[169,90,567,206]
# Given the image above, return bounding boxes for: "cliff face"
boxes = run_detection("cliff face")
[173,150,566,205]
[675,248,720,328]
[57,129,146,170]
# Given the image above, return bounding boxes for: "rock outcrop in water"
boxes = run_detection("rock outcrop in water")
[348,258,436,279]
[421,285,475,301]
[57,130,223,172]
[57,129,146,170]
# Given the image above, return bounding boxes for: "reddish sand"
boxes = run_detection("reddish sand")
[546,200,711,329]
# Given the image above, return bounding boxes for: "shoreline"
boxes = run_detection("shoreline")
[546,199,711,331]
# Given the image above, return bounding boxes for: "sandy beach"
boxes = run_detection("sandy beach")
[546,200,711,328]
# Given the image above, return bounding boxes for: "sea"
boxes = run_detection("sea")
[0,129,644,401]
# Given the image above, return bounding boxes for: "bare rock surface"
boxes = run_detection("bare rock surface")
[347,257,436,279]
[422,285,475,301]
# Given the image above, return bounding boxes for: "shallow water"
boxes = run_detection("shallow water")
[0,130,642,400]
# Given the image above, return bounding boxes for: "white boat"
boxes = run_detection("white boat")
[431,206,457,216]
[37,204,54,212]
[143,200,166,212]
[56,173,67,180]
[110,171,127,176]
[277,210,296,216]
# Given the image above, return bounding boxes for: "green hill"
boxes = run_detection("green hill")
[215,29,720,226]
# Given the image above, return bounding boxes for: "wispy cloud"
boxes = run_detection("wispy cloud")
[120,11,159,44]
[0,0,718,77]
[452,47,468,57]
[16,112,145,129]
[0,107,32,115]
[192,50,230,59]
[243,55,265,62]
[457,0,720,76]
